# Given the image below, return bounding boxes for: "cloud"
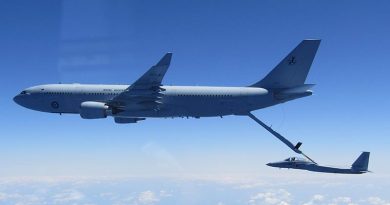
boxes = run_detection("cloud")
[0,192,15,201]
[52,189,84,204]
[253,193,390,205]
[248,189,291,205]
[313,195,325,201]
[137,191,159,205]
[303,195,358,205]
[328,196,357,205]
[99,192,119,201]
[159,190,172,198]
[0,176,389,205]
[100,189,173,205]
[235,181,268,189]
[366,197,390,205]
[0,192,42,205]
[303,194,325,205]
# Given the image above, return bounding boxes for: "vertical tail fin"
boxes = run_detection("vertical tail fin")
[352,152,370,171]
[251,39,321,89]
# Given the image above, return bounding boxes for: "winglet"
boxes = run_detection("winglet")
[156,52,172,66]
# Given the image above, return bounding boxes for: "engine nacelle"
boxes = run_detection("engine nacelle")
[80,101,109,119]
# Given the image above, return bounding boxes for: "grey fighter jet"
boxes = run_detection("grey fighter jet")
[267,152,370,174]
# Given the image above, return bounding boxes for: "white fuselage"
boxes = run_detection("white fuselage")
[13,40,320,121]
[14,84,277,118]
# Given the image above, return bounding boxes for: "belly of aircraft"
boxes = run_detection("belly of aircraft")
[118,95,274,118]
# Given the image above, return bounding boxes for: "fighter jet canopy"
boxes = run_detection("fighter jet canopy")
[284,157,307,162]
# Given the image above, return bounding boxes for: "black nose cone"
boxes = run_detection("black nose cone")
[13,95,22,105]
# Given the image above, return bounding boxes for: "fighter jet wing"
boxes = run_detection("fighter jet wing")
[109,53,172,109]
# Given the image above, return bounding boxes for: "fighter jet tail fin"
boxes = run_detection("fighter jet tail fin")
[251,39,321,89]
[352,152,370,171]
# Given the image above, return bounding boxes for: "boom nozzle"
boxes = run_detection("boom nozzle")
[294,142,302,150]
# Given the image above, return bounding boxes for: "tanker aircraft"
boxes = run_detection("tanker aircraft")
[14,40,320,123]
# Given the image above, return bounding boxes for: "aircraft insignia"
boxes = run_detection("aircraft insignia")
[288,56,296,65]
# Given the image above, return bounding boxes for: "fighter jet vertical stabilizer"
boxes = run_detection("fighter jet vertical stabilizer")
[351,152,370,172]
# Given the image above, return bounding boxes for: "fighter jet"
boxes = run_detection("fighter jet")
[266,152,370,174]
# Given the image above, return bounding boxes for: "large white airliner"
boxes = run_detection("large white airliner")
[14,40,320,123]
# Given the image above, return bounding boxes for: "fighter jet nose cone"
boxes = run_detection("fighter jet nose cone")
[266,163,272,167]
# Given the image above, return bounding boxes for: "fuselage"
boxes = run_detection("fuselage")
[13,40,319,121]
[267,160,367,174]
[14,84,278,118]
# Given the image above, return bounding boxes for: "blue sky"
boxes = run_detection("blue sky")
[0,0,390,204]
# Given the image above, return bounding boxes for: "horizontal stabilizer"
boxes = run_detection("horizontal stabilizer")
[274,84,314,101]
[278,84,315,95]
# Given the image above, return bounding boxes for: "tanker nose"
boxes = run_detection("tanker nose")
[13,92,31,109]
[13,94,23,106]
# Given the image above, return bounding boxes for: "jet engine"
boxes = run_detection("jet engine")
[80,101,109,119]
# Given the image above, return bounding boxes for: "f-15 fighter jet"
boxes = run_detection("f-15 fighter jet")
[267,152,370,174]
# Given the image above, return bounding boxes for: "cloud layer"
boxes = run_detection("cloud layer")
[0,176,389,205]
